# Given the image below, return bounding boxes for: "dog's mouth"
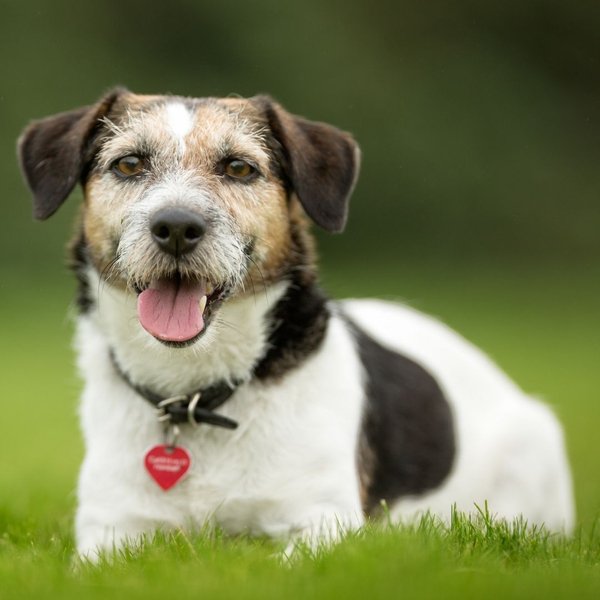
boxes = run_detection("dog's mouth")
[135,273,228,346]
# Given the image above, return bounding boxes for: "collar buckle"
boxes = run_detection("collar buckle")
[187,392,202,427]
[156,395,188,423]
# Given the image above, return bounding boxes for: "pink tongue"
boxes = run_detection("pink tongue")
[137,279,207,342]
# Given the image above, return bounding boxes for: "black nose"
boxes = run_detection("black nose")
[150,208,207,257]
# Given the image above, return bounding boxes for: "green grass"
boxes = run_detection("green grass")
[1,260,599,598]
[1,508,599,599]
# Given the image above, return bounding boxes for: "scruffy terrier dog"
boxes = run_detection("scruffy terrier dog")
[18,89,574,557]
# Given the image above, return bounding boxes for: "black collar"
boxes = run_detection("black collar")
[107,272,331,432]
[109,350,239,430]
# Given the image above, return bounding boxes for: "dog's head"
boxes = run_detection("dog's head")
[18,89,360,346]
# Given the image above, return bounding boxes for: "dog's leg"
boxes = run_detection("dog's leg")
[74,458,208,561]
[75,511,159,561]
[75,507,212,561]
[281,505,364,559]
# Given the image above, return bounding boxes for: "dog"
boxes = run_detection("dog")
[18,89,575,557]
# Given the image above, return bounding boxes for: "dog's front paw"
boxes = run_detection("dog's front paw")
[75,511,160,563]
[281,509,363,562]
[76,528,145,564]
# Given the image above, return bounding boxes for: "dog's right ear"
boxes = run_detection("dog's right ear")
[17,88,125,221]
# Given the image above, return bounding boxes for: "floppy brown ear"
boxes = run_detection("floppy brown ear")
[255,96,360,233]
[17,88,125,221]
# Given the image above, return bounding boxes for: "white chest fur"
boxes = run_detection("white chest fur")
[74,286,365,554]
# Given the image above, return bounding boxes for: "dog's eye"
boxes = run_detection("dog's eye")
[115,155,144,177]
[224,160,254,180]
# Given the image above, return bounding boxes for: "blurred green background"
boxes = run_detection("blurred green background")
[1,0,598,529]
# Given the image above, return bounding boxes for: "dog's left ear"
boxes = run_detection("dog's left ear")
[18,88,125,221]
[254,96,360,233]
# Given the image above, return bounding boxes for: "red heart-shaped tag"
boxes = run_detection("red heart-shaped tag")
[144,445,192,491]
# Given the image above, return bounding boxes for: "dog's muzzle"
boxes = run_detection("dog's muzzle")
[132,207,230,346]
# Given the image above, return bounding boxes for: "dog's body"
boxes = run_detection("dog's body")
[18,91,574,557]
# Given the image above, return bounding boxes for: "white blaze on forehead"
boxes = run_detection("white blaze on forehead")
[164,102,194,142]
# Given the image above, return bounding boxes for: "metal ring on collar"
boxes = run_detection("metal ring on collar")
[187,392,202,426]
[165,423,180,450]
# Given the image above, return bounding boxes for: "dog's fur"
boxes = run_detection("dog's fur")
[18,90,575,557]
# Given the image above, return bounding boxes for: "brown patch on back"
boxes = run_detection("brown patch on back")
[357,431,377,514]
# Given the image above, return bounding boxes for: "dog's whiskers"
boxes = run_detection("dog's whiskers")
[247,256,270,308]
[217,318,252,341]
[97,255,122,302]
[240,231,274,250]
